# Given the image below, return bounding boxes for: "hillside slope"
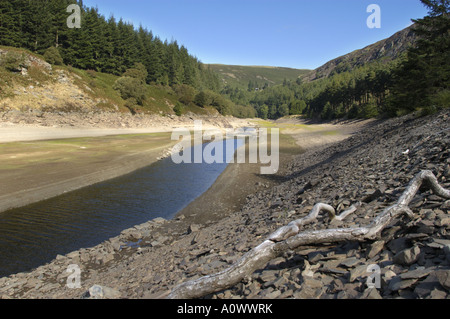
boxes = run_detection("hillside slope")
[303,25,417,82]
[0,47,218,118]
[208,64,310,90]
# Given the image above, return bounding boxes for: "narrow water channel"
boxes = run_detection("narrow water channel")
[0,138,244,278]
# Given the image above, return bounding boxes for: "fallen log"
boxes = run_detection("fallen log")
[168,170,450,299]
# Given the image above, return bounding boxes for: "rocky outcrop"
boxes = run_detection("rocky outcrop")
[0,48,52,74]
[303,25,417,82]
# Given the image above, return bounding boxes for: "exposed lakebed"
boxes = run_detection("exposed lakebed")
[0,138,244,277]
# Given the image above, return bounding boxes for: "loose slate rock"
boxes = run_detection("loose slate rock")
[388,277,418,292]
[400,267,434,280]
[367,241,385,259]
[435,270,450,291]
[393,246,421,266]
[414,272,443,298]
[339,257,361,268]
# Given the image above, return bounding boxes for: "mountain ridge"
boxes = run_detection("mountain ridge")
[303,25,417,82]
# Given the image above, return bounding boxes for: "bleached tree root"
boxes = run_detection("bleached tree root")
[168,170,450,299]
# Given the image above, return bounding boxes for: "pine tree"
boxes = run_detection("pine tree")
[0,0,25,47]
[101,16,120,74]
[0,0,222,96]
[389,0,450,113]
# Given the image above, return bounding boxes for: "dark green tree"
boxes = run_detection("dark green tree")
[43,46,64,65]
[0,0,225,110]
[388,0,450,113]
[194,91,209,107]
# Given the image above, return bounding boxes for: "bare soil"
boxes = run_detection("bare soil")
[0,112,252,213]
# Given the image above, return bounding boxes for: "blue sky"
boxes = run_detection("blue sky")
[82,0,428,70]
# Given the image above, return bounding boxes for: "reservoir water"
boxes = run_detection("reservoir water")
[0,138,244,278]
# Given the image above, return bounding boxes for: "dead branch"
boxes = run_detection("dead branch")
[168,170,450,299]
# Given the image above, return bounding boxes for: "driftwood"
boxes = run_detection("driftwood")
[168,170,450,299]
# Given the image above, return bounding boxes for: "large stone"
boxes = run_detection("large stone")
[362,189,383,203]
[388,277,418,292]
[349,264,370,283]
[393,246,421,266]
[152,217,167,224]
[387,238,410,255]
[445,245,450,263]
[367,241,385,259]
[437,217,450,227]
[400,267,434,280]
[435,270,450,291]
[361,288,382,299]
[259,270,279,283]
[339,257,361,268]
[414,272,442,298]
[188,224,201,234]
[428,288,447,299]
[265,290,282,299]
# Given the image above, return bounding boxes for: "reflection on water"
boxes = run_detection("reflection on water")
[0,138,243,277]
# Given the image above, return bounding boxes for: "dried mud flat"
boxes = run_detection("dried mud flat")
[0,111,252,213]
[1,110,449,299]
[0,110,252,142]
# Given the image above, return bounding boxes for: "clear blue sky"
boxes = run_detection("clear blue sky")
[82,0,428,70]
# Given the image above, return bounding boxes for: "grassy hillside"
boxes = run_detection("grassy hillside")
[302,25,417,82]
[0,46,219,117]
[208,64,310,90]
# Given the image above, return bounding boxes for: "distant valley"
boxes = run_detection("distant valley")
[207,64,310,90]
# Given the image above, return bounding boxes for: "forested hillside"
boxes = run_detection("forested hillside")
[221,51,405,120]
[0,0,219,90]
[0,0,260,118]
[223,0,449,120]
[302,26,417,82]
[0,0,447,121]
[208,64,310,91]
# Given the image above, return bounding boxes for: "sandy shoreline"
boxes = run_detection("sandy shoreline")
[0,114,253,214]
[0,142,176,214]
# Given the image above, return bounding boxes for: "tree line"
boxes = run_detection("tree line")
[221,61,398,120]
[0,0,220,91]
[222,0,449,120]
[1,0,447,120]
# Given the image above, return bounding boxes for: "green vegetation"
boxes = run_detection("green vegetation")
[0,0,260,118]
[223,0,449,120]
[0,0,447,121]
[43,46,63,66]
[113,63,148,113]
[208,64,310,91]
[218,58,403,120]
[0,50,27,72]
[0,0,218,90]
[387,0,450,116]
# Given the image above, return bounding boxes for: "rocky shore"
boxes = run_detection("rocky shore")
[0,109,449,299]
